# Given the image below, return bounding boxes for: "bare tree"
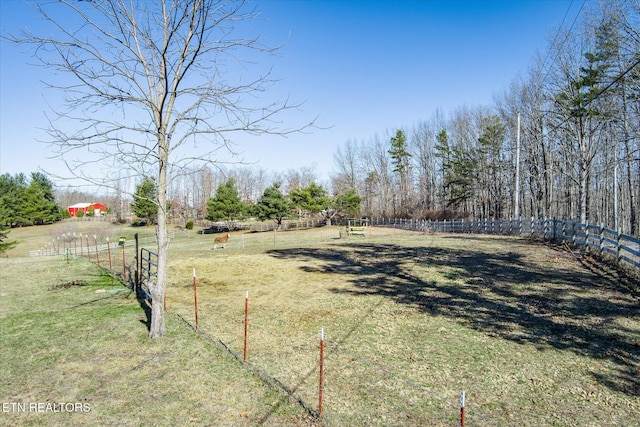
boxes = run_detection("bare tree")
[363,134,393,217]
[11,0,312,338]
[332,138,362,194]
[410,114,445,215]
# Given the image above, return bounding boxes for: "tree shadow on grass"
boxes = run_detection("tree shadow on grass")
[268,241,640,396]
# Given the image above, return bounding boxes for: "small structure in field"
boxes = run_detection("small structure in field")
[346,218,369,237]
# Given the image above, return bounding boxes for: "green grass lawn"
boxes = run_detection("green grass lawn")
[0,256,316,426]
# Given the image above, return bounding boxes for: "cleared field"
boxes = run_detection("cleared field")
[165,228,640,426]
[2,222,639,426]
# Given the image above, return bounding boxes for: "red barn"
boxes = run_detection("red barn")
[67,203,107,217]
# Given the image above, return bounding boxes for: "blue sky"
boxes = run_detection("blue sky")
[0,0,586,190]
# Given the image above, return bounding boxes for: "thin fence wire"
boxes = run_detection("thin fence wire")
[167,281,500,426]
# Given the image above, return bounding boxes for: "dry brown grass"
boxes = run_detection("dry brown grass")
[164,230,640,426]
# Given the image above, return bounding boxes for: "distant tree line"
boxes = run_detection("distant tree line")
[0,172,62,252]
[135,176,361,229]
[331,2,640,236]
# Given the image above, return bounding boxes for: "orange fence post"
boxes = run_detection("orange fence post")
[94,235,100,267]
[243,291,249,362]
[107,238,113,274]
[121,244,126,282]
[318,327,325,419]
[193,269,199,332]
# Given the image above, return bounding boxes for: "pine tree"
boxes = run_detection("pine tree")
[131,177,158,225]
[435,130,476,211]
[23,172,62,225]
[334,188,362,218]
[206,179,247,228]
[290,182,331,216]
[0,174,28,227]
[388,129,412,216]
[0,211,16,254]
[290,182,334,224]
[255,183,292,228]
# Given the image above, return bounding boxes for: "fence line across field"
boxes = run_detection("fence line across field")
[371,217,640,273]
[166,278,487,426]
[31,218,640,276]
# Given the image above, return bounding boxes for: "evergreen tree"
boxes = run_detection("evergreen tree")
[444,147,476,211]
[554,49,611,224]
[290,182,331,216]
[0,203,16,253]
[435,131,476,210]
[0,172,61,227]
[434,129,451,206]
[388,129,411,175]
[0,174,28,227]
[255,182,292,228]
[23,172,62,225]
[131,177,158,225]
[477,115,507,218]
[334,188,362,219]
[290,182,333,224]
[206,179,247,228]
[388,129,412,216]
[0,225,16,254]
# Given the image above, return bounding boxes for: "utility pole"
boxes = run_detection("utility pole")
[514,113,521,220]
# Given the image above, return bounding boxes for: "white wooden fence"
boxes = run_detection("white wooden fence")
[371,217,640,274]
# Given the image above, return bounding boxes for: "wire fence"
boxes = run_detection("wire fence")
[165,274,491,426]
[34,216,639,275]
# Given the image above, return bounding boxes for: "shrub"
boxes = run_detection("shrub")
[185,221,194,230]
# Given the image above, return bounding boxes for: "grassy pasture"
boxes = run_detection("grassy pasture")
[165,227,640,426]
[1,222,639,426]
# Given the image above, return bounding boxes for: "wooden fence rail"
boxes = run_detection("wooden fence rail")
[371,217,640,273]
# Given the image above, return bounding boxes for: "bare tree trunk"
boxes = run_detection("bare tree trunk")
[149,138,169,338]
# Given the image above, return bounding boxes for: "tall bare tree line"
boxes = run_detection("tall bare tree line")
[331,1,639,236]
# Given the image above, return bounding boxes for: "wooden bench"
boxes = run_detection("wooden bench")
[347,226,367,236]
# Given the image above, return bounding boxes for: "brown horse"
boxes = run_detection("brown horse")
[213,233,230,250]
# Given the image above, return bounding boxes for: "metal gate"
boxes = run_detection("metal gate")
[139,247,157,301]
